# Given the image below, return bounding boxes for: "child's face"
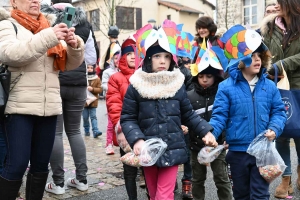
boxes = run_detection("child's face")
[87,65,94,73]
[151,52,171,73]
[242,52,262,76]
[126,52,135,68]
[198,74,215,89]
[197,27,210,38]
[113,54,119,67]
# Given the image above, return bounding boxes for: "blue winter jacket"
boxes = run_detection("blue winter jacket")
[209,68,286,152]
[121,69,213,167]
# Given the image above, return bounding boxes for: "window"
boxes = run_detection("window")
[243,0,257,25]
[90,9,100,31]
[116,6,142,30]
[167,15,171,20]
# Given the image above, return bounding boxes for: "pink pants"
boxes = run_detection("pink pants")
[106,115,114,147]
[144,165,178,200]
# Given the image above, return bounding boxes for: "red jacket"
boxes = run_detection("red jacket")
[106,54,135,127]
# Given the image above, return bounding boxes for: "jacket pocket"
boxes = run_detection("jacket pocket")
[226,116,249,144]
[259,114,269,131]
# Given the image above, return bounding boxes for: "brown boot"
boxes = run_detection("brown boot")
[297,165,300,190]
[274,176,293,199]
[182,180,193,199]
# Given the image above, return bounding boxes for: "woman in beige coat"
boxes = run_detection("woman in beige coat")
[0,0,84,199]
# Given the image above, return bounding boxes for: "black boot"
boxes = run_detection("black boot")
[0,176,22,200]
[26,172,49,200]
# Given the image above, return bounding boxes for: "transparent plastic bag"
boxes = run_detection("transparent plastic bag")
[197,145,225,165]
[120,152,141,167]
[247,131,286,183]
[139,138,168,166]
[115,121,132,153]
[86,90,97,105]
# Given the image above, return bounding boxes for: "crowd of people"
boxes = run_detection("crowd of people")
[0,0,300,200]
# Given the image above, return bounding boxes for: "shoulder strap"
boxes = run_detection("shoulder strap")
[11,22,17,35]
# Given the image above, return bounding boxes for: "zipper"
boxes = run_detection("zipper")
[205,97,209,120]
[44,60,47,116]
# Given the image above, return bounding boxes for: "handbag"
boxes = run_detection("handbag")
[274,63,300,138]
[0,22,18,119]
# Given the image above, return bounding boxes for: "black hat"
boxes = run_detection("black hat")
[199,66,220,75]
[146,45,169,58]
[108,26,120,38]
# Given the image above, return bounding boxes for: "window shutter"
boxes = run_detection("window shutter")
[136,8,142,30]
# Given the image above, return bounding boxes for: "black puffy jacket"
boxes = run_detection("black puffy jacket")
[187,75,224,152]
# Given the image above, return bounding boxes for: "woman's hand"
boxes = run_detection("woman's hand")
[202,132,218,147]
[265,129,276,141]
[52,23,68,40]
[65,27,78,48]
[87,86,93,92]
[117,132,128,148]
[133,139,145,156]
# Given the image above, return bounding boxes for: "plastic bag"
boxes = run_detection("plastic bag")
[120,152,141,167]
[197,145,224,165]
[86,90,97,105]
[139,138,168,166]
[247,131,286,183]
[115,121,132,153]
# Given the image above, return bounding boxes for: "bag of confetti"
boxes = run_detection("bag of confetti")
[247,131,286,183]
[120,152,141,167]
[139,138,168,166]
[197,145,225,165]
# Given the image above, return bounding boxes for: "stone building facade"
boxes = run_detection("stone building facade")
[216,0,276,30]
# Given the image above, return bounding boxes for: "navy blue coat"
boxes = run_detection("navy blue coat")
[121,83,213,168]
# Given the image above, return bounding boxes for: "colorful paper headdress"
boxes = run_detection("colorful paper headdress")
[220,24,267,69]
[190,39,228,76]
[133,20,195,64]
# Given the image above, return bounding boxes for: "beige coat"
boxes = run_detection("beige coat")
[0,8,84,116]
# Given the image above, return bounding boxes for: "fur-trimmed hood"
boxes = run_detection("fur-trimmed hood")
[129,68,185,99]
[40,3,86,26]
[259,13,277,36]
[0,6,57,25]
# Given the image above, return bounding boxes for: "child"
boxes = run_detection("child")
[82,64,103,138]
[187,59,232,199]
[102,51,120,155]
[205,31,287,199]
[106,38,140,200]
[120,22,217,200]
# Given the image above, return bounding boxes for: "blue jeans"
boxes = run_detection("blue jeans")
[276,137,300,176]
[226,151,269,200]
[1,114,57,180]
[82,107,100,135]
[0,122,6,174]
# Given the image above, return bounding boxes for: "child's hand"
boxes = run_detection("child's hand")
[87,86,93,91]
[223,141,229,150]
[181,125,189,135]
[133,139,145,156]
[202,132,218,147]
[264,129,276,141]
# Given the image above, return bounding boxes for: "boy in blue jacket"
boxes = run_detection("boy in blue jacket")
[206,39,287,199]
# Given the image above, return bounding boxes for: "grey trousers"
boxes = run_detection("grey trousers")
[49,86,88,184]
[191,150,233,200]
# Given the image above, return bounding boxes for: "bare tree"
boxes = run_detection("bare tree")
[81,0,140,38]
[216,0,241,30]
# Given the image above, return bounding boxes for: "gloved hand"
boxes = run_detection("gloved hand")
[267,63,284,79]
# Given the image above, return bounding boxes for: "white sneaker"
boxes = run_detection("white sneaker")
[67,178,88,191]
[45,182,65,195]
[105,144,115,155]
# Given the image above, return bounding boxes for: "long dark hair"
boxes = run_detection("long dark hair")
[142,56,177,73]
[273,0,300,48]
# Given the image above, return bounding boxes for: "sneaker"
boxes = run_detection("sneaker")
[93,131,102,138]
[105,144,115,155]
[45,182,65,195]
[67,178,88,191]
[85,132,90,136]
[182,180,193,199]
